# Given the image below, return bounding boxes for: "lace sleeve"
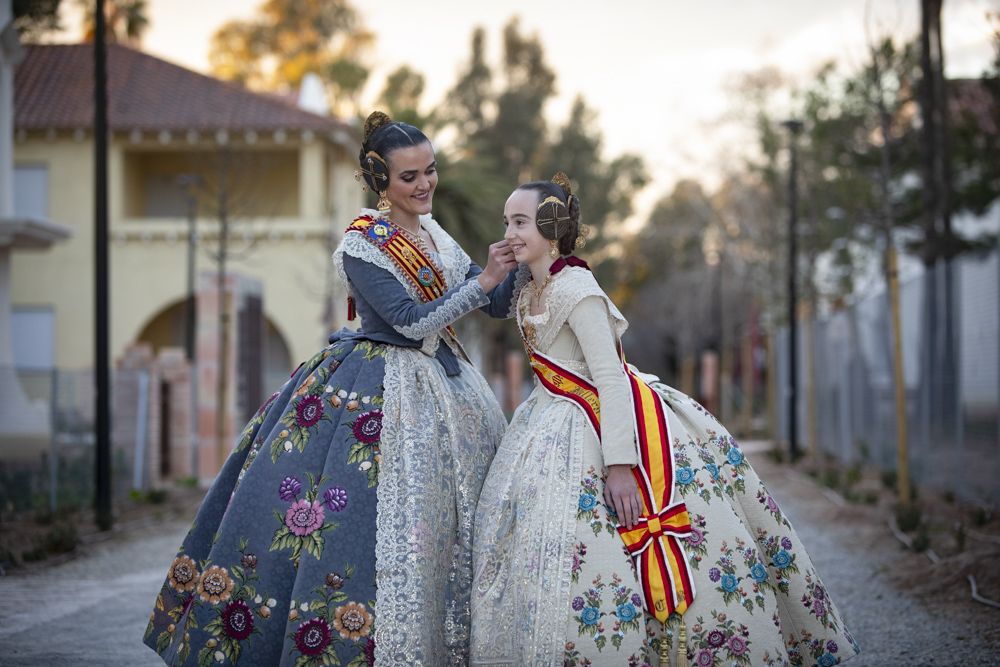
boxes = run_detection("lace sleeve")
[567,296,639,467]
[343,254,490,340]
[468,263,531,319]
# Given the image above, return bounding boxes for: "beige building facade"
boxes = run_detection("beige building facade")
[9,44,362,482]
[12,44,361,378]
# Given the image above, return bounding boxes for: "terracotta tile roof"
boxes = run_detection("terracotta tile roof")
[15,43,354,136]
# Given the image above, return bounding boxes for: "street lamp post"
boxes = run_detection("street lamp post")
[782,119,804,461]
[177,174,202,483]
[94,0,112,530]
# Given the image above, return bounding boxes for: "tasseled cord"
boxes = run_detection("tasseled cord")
[659,617,687,667]
[676,621,687,667]
[347,295,356,321]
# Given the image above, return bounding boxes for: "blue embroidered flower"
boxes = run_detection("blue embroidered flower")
[818,652,837,667]
[750,562,768,583]
[580,606,601,626]
[616,602,638,623]
[726,447,744,466]
[772,549,792,569]
[676,466,695,485]
[706,462,720,480]
[720,573,739,592]
[578,493,598,512]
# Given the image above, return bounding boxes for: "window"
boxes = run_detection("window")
[14,164,49,219]
[12,307,55,370]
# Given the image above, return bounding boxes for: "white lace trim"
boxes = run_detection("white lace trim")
[333,231,425,304]
[422,215,472,288]
[517,267,628,353]
[376,347,506,665]
[394,279,489,340]
[506,265,533,320]
[470,393,584,664]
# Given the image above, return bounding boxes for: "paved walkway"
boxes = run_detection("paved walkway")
[0,517,185,666]
[1,441,996,665]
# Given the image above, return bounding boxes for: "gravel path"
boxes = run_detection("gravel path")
[749,441,999,666]
[1,441,996,666]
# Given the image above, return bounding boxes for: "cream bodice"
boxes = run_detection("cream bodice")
[517,267,638,467]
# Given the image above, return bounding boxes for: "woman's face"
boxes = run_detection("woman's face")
[385,142,437,219]
[503,188,550,265]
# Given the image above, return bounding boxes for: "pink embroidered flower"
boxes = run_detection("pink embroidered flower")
[295,395,324,428]
[728,635,748,656]
[352,410,382,444]
[284,499,325,536]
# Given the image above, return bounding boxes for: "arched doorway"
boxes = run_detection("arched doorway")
[136,299,293,400]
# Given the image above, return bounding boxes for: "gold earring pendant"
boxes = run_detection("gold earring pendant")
[376,191,391,215]
[549,239,559,258]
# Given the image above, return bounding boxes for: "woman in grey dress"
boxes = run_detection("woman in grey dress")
[144,111,522,666]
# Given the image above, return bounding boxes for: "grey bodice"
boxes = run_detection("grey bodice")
[331,214,528,376]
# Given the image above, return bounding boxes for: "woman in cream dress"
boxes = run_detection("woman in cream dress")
[471,174,860,667]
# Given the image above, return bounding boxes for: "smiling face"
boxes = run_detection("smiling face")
[385,142,437,219]
[503,188,550,266]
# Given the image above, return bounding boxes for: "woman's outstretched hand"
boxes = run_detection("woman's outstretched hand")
[604,464,643,529]
[477,240,518,292]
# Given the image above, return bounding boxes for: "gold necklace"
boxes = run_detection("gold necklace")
[528,273,553,312]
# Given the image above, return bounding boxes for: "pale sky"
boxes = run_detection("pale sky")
[59,0,997,218]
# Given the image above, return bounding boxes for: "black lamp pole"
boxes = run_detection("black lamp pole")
[782,119,803,461]
[94,0,111,529]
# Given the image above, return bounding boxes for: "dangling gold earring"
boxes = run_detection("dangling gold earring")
[376,191,391,215]
[549,239,559,258]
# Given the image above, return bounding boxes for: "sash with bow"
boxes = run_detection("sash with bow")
[520,258,696,623]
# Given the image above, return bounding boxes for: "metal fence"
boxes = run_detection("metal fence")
[0,367,147,515]
[773,248,1000,507]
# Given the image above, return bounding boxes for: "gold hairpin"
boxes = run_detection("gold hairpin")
[551,171,572,195]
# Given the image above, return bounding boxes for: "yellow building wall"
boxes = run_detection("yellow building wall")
[12,134,362,372]
[11,137,95,369]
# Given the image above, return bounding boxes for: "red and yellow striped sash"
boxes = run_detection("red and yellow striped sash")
[528,351,602,437]
[345,215,457,338]
[527,344,696,623]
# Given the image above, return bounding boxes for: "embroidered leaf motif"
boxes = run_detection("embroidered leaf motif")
[303,531,326,560]
[347,441,373,465]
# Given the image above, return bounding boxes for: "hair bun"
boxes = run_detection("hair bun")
[363,111,393,146]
